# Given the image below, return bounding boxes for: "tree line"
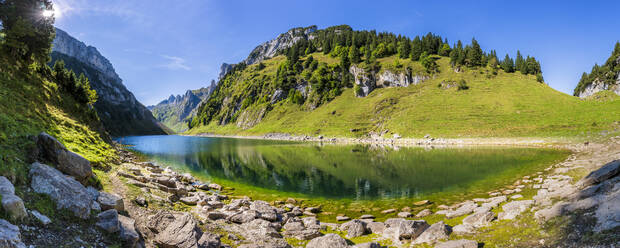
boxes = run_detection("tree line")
[574,42,620,96]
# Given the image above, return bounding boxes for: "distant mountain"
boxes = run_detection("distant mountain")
[52,28,168,136]
[574,42,620,98]
[149,81,215,133]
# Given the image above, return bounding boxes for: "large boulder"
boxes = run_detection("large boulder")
[413,221,450,244]
[98,191,125,212]
[29,162,92,219]
[250,200,278,221]
[96,209,120,233]
[306,233,348,248]
[462,211,494,227]
[339,219,367,238]
[594,188,620,231]
[155,213,203,248]
[0,219,25,248]
[577,160,620,188]
[118,215,140,248]
[384,219,430,240]
[36,132,92,183]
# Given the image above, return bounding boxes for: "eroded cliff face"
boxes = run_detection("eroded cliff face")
[52,28,167,136]
[350,65,429,97]
[577,76,620,98]
[242,26,317,65]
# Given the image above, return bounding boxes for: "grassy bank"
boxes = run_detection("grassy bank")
[188,55,620,140]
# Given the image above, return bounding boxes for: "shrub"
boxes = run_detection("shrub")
[458,79,469,91]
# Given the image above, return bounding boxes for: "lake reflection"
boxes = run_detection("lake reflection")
[116,135,565,200]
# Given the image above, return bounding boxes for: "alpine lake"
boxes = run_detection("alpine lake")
[116,135,570,222]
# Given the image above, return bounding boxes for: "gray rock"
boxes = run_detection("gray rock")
[414,221,451,244]
[301,217,321,229]
[146,211,176,234]
[241,219,282,240]
[366,221,386,234]
[135,196,147,207]
[282,220,321,240]
[98,191,124,212]
[29,210,51,225]
[155,213,202,248]
[445,202,477,218]
[29,162,92,219]
[0,219,25,248]
[534,201,568,223]
[179,196,199,205]
[578,160,620,188]
[205,211,227,221]
[336,216,350,221]
[498,200,533,220]
[118,215,139,248]
[594,188,620,231]
[359,214,375,219]
[353,242,381,248]
[452,224,475,235]
[228,210,258,223]
[1,194,27,222]
[198,232,221,248]
[394,219,430,240]
[0,176,15,195]
[397,212,412,218]
[462,211,494,227]
[416,209,432,217]
[306,233,348,248]
[36,132,92,182]
[250,200,278,221]
[435,239,478,248]
[96,209,120,233]
[339,219,367,238]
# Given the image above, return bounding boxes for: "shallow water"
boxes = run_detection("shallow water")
[116,135,568,202]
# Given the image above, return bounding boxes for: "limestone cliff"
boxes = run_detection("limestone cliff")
[242,26,317,65]
[52,28,167,136]
[350,65,429,97]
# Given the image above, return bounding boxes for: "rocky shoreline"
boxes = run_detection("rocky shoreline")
[1,133,618,247]
[193,132,584,149]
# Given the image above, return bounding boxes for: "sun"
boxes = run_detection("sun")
[42,8,62,19]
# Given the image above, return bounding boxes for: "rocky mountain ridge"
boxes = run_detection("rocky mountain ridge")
[574,43,620,98]
[52,28,167,136]
[242,25,317,65]
[149,84,215,133]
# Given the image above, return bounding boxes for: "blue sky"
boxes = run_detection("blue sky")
[52,0,620,105]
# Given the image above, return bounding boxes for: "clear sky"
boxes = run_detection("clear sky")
[52,0,620,106]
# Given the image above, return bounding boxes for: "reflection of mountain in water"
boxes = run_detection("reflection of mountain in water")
[118,135,565,200]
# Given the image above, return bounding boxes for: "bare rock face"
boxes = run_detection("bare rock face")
[350,65,429,97]
[52,28,166,136]
[36,132,92,183]
[0,219,26,248]
[350,65,375,97]
[243,26,318,65]
[29,162,93,219]
[306,233,348,248]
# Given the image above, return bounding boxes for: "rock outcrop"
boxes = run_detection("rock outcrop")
[243,26,317,65]
[52,28,167,136]
[350,65,428,97]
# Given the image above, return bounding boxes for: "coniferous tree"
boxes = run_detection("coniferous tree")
[501,54,515,73]
[398,40,411,59]
[410,36,422,61]
[515,50,526,74]
[468,38,483,67]
[348,46,361,64]
[439,43,451,56]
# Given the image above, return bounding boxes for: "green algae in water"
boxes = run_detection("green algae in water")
[117,135,569,219]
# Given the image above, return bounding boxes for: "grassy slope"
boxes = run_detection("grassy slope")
[188,54,620,140]
[0,60,115,186]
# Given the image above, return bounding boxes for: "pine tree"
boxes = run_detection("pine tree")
[398,40,411,59]
[469,38,483,67]
[348,46,361,64]
[439,43,451,56]
[515,50,526,74]
[410,36,422,61]
[501,54,515,73]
